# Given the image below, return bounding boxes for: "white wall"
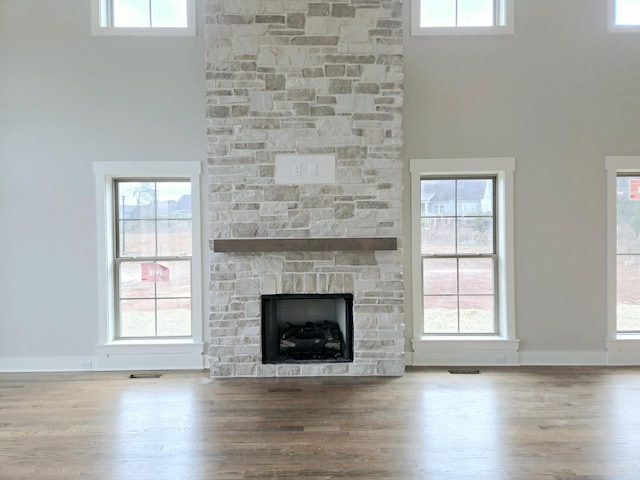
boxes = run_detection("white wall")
[2,0,640,370]
[0,0,205,370]
[403,0,640,363]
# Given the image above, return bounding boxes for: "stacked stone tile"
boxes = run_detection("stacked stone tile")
[205,0,405,377]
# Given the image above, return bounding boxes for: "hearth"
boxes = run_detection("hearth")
[261,294,354,364]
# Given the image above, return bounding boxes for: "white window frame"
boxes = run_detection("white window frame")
[606,156,640,365]
[609,0,640,32]
[411,0,514,36]
[94,161,204,370]
[91,0,196,37]
[409,158,519,366]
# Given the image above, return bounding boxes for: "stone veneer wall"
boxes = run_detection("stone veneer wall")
[205,0,405,377]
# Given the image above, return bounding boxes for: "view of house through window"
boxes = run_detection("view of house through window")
[115,180,192,338]
[616,175,640,333]
[615,0,640,25]
[420,177,497,334]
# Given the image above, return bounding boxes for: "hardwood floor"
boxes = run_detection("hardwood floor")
[2,367,640,479]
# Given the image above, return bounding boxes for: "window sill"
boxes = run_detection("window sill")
[95,341,205,371]
[614,333,640,340]
[411,25,514,36]
[91,26,196,37]
[607,336,640,365]
[419,335,506,341]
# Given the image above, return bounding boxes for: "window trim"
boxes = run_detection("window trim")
[608,0,640,32]
[93,161,203,370]
[411,0,514,36]
[606,157,640,365]
[409,158,519,366]
[91,0,196,37]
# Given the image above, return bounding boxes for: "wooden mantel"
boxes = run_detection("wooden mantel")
[212,237,397,253]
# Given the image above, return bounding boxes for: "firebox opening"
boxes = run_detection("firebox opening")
[261,294,354,364]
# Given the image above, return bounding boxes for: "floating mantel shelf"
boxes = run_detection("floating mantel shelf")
[213,237,397,253]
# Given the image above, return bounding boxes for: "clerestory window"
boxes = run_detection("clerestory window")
[611,0,640,27]
[411,0,514,36]
[91,0,196,36]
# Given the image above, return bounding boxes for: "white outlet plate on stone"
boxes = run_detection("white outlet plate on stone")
[274,154,336,184]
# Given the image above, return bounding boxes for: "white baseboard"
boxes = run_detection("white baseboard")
[95,342,205,371]
[0,343,206,373]
[410,338,521,366]
[519,350,607,366]
[0,356,99,372]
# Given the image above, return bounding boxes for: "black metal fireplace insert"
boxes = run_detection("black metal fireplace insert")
[261,293,354,364]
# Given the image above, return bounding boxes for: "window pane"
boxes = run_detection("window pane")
[151,0,188,28]
[458,0,494,27]
[422,179,455,216]
[457,179,493,216]
[423,258,458,295]
[156,182,191,219]
[118,181,156,219]
[616,177,640,254]
[120,219,156,257]
[424,295,458,333]
[157,299,191,336]
[459,257,494,295]
[155,260,191,298]
[119,261,155,299]
[616,0,640,25]
[421,218,456,254]
[157,220,192,256]
[422,0,456,27]
[457,218,494,253]
[113,0,151,27]
[459,296,495,333]
[617,255,640,332]
[120,299,156,337]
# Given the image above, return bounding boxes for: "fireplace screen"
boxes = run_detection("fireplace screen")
[261,294,354,364]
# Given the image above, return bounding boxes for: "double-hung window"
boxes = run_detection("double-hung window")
[115,180,192,338]
[420,177,497,334]
[606,157,640,364]
[94,161,203,370]
[410,158,518,366]
[91,0,196,36]
[411,0,514,36]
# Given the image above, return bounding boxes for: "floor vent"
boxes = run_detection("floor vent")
[129,373,162,379]
[448,369,480,374]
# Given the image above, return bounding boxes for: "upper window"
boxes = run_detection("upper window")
[411,0,514,36]
[609,0,640,31]
[91,0,196,36]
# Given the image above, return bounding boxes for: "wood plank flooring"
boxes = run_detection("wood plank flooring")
[2,367,640,479]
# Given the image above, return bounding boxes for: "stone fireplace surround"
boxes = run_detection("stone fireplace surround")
[205,0,405,377]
